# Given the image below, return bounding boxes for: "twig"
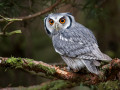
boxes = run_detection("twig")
[0,15,22,22]
[2,21,14,35]
[0,30,22,36]
[0,0,62,22]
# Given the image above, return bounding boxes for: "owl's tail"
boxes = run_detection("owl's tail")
[92,44,112,61]
[81,59,99,75]
[81,53,112,75]
[102,53,112,61]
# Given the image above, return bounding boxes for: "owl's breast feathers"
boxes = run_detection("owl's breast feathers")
[52,23,112,60]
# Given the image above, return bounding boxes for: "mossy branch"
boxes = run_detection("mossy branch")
[0,57,120,85]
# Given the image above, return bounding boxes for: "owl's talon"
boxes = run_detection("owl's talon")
[62,66,71,72]
[66,66,70,71]
[63,67,79,73]
[73,69,79,72]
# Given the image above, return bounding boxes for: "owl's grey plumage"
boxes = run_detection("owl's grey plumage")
[44,13,112,74]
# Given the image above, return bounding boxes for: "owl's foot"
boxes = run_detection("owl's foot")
[62,66,71,72]
[62,67,80,73]
[62,67,81,73]
[73,69,79,72]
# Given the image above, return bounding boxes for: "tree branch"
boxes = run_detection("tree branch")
[0,0,62,22]
[0,57,120,85]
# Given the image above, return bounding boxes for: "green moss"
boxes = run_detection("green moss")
[5,57,56,75]
[97,80,120,90]
[24,58,56,75]
[36,64,56,75]
[6,57,23,68]
[24,58,35,68]
[23,58,56,75]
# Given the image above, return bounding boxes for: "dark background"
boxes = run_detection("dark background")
[0,0,120,89]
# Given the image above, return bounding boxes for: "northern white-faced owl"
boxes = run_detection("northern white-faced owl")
[44,13,112,74]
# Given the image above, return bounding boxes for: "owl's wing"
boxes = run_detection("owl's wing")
[52,23,111,60]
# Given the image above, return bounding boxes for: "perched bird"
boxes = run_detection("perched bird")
[44,13,112,74]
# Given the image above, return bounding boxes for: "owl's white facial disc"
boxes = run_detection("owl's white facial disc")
[44,13,75,36]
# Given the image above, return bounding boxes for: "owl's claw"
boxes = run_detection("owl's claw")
[66,66,71,71]
[73,69,79,72]
[63,67,79,72]
[62,66,71,72]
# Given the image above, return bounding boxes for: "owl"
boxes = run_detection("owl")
[44,13,112,74]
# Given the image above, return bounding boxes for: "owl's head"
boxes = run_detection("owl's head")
[44,13,75,36]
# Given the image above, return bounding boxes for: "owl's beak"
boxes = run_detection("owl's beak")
[55,23,60,31]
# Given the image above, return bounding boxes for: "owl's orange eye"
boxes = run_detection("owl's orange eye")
[49,19,54,25]
[59,17,65,24]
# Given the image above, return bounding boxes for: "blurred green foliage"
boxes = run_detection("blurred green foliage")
[0,0,120,89]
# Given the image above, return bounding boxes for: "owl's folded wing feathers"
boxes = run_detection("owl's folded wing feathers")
[52,23,112,61]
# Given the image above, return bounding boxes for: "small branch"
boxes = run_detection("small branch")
[0,0,62,22]
[0,15,22,36]
[0,30,22,36]
[2,21,14,35]
[0,15,22,22]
